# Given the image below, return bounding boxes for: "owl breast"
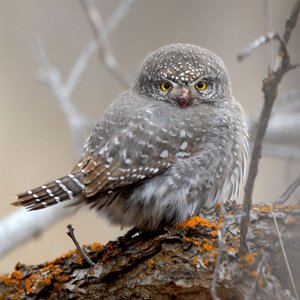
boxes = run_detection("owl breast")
[95,95,248,231]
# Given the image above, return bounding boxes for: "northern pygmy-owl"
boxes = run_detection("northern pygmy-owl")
[13,44,249,231]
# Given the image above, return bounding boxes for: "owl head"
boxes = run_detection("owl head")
[133,43,232,108]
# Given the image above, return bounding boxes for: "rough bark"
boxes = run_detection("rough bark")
[0,201,299,300]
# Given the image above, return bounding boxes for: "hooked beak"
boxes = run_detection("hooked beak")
[175,87,192,108]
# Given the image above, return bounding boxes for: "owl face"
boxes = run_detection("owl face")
[134,44,232,108]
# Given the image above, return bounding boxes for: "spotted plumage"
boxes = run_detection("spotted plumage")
[13,44,249,231]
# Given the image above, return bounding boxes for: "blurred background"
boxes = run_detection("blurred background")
[0,0,299,273]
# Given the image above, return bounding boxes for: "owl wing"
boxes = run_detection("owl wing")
[76,92,197,197]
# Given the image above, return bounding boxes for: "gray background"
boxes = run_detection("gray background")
[0,0,299,273]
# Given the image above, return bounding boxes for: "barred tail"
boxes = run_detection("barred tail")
[12,172,85,210]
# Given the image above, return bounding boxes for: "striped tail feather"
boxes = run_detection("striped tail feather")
[12,172,85,210]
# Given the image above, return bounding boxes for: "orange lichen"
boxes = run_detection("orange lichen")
[210,230,218,237]
[258,276,266,287]
[240,253,256,263]
[199,238,217,256]
[249,270,258,279]
[259,206,271,213]
[88,242,103,251]
[224,245,237,255]
[178,216,220,231]
[52,248,79,264]
[202,258,208,267]
[147,259,156,269]
[192,256,198,266]
[203,243,215,253]
[192,240,200,246]
[11,271,23,280]
[285,216,296,225]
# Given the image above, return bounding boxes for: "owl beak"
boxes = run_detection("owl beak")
[175,88,192,108]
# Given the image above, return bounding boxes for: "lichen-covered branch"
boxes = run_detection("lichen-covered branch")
[1,202,299,299]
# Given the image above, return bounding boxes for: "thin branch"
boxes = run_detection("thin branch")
[275,173,300,204]
[282,0,300,45]
[80,0,132,87]
[33,36,89,158]
[67,224,96,267]
[0,205,75,258]
[271,207,299,300]
[238,32,282,61]
[105,0,136,35]
[65,40,97,96]
[239,0,300,255]
[66,0,136,94]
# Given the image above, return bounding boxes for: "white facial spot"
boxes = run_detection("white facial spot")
[179,129,186,138]
[125,158,132,164]
[180,141,188,150]
[160,149,169,158]
[176,151,191,158]
[106,157,113,163]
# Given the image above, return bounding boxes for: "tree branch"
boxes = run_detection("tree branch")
[80,0,132,87]
[1,202,299,299]
[239,0,300,255]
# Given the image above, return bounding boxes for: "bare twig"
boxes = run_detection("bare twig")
[80,0,132,87]
[66,0,136,93]
[239,0,300,255]
[33,36,89,158]
[271,207,299,300]
[105,0,136,35]
[238,32,282,61]
[65,40,97,97]
[275,173,300,204]
[67,224,96,267]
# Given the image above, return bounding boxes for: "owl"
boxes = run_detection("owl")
[14,44,249,231]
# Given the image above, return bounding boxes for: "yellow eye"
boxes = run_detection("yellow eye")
[195,81,207,91]
[160,81,172,91]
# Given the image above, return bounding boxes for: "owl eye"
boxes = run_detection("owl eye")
[160,81,172,92]
[195,80,207,91]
